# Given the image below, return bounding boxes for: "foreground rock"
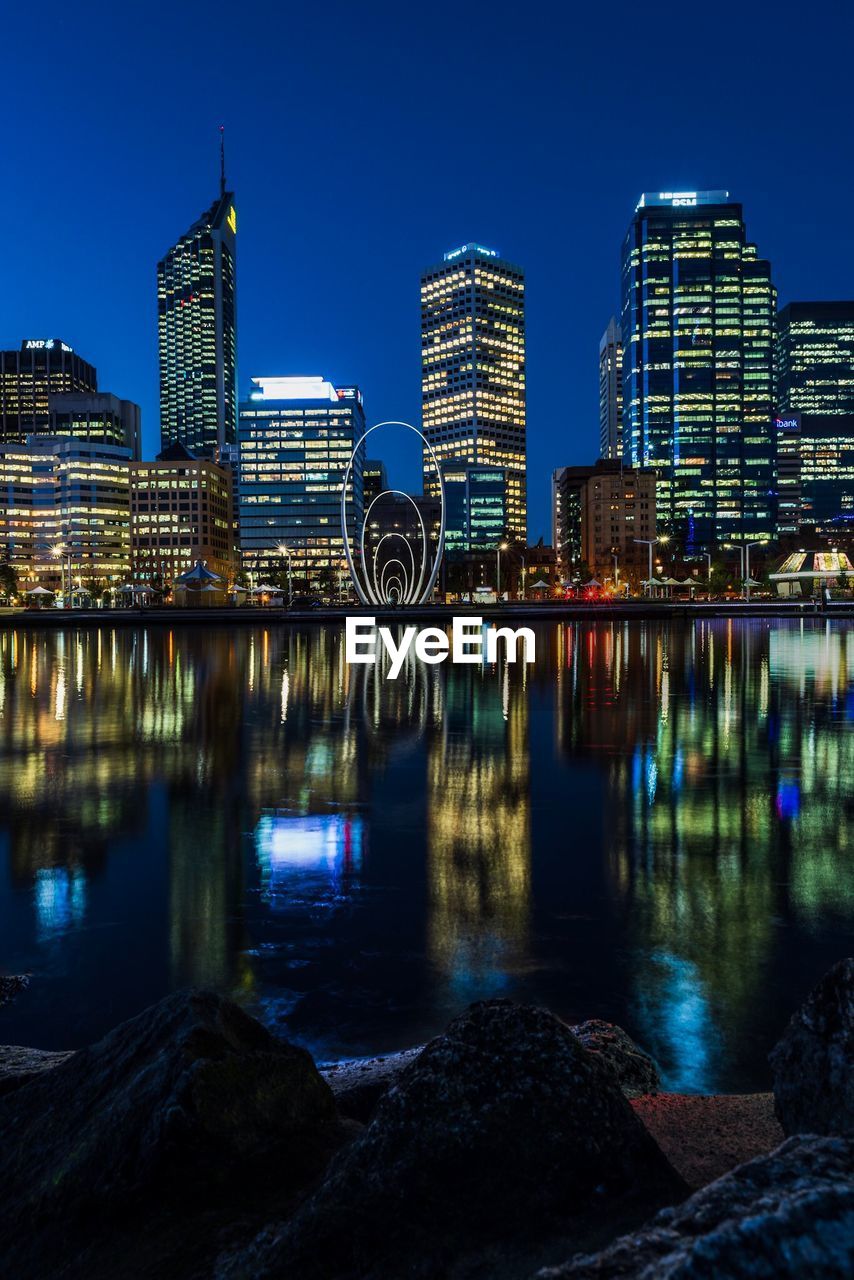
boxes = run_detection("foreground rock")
[770,956,853,1137]
[572,1020,660,1097]
[536,1134,854,1278]
[0,990,347,1279]
[0,974,29,1009]
[0,1045,74,1097]
[632,1092,784,1190]
[218,1000,685,1279]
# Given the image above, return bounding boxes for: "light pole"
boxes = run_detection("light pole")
[634,536,669,597]
[277,543,293,606]
[744,540,768,604]
[496,541,508,600]
[52,543,66,605]
[704,552,712,589]
[613,553,620,594]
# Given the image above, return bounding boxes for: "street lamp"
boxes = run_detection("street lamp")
[723,541,768,602]
[496,541,509,600]
[277,543,293,606]
[634,535,669,597]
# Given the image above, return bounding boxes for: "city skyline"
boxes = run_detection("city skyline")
[4,1,854,539]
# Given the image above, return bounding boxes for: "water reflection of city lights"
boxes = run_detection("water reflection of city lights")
[35,866,86,939]
[255,814,363,900]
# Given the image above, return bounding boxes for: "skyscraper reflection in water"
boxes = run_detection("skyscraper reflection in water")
[0,620,851,1092]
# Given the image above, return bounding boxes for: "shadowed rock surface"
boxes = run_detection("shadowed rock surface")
[320,1045,424,1121]
[0,990,348,1280]
[571,1021,660,1097]
[217,1000,685,1280]
[631,1092,784,1190]
[0,1045,75,1097]
[0,974,29,1009]
[770,956,853,1136]
[535,1134,854,1279]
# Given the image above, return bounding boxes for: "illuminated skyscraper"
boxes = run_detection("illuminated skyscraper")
[158,182,237,457]
[775,301,854,533]
[0,340,97,444]
[421,244,526,541]
[622,191,776,549]
[237,376,365,588]
[599,317,623,460]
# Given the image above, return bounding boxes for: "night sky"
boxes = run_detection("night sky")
[4,0,853,538]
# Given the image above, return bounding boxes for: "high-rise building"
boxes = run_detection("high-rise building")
[237,376,365,588]
[552,459,656,586]
[777,302,854,415]
[130,442,237,584]
[599,317,623,460]
[0,340,97,444]
[774,303,854,535]
[0,437,131,588]
[158,186,237,457]
[49,392,141,458]
[622,191,776,549]
[363,459,389,509]
[442,463,507,556]
[420,243,526,541]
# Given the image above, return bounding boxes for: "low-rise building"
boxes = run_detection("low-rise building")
[129,443,237,584]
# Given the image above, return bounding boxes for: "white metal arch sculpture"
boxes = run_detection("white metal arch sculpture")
[340,421,446,606]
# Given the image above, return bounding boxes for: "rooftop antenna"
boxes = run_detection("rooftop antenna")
[219,124,226,198]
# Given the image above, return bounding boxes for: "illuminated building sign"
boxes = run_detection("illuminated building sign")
[23,339,72,352]
[227,205,237,234]
[443,242,499,261]
[636,190,729,210]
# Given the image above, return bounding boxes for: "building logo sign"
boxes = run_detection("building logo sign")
[339,419,535,677]
[23,339,73,352]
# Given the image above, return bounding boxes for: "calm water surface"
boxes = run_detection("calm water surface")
[1,619,853,1092]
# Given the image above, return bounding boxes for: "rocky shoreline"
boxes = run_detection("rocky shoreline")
[0,961,851,1278]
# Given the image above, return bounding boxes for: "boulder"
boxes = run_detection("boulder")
[770,956,854,1136]
[320,1046,424,1121]
[218,999,685,1279]
[536,1134,854,1279]
[0,974,29,1009]
[0,1045,74,1097]
[0,990,346,1276]
[571,1020,660,1097]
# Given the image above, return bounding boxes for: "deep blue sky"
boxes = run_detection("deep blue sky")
[4,1,853,538]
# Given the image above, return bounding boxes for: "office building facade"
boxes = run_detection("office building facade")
[622,191,776,549]
[130,442,237,584]
[552,459,656,586]
[0,437,131,588]
[599,317,623,460]
[0,340,97,444]
[158,191,237,457]
[775,302,854,534]
[49,392,141,458]
[238,376,365,588]
[421,243,526,541]
[442,463,507,556]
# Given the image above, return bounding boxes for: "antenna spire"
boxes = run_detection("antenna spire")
[219,124,226,198]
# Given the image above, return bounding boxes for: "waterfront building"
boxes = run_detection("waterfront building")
[129,442,237,584]
[599,317,623,460]
[622,191,776,548]
[0,437,131,588]
[237,376,365,589]
[441,462,507,556]
[420,243,526,541]
[363,459,389,509]
[775,302,854,534]
[0,340,97,444]
[552,459,656,586]
[158,186,237,457]
[49,392,141,458]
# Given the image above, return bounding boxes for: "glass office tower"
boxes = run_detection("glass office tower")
[622,191,776,549]
[0,340,97,444]
[421,244,526,542]
[237,377,365,589]
[599,317,623,460]
[442,463,507,555]
[158,191,237,457]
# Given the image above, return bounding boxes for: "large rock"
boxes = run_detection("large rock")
[0,1045,74,1097]
[536,1134,854,1278]
[770,957,854,1136]
[0,990,345,1277]
[218,999,685,1279]
[572,1020,660,1097]
[0,974,29,1009]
